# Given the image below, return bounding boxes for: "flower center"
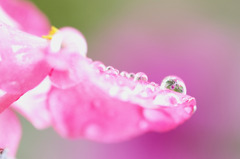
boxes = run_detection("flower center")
[42,26,58,40]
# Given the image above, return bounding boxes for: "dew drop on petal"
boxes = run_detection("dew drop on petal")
[84,124,101,139]
[91,61,106,73]
[120,71,129,78]
[134,72,148,82]
[153,92,181,106]
[160,76,187,94]
[193,105,197,113]
[105,66,119,75]
[138,120,149,130]
[128,73,135,80]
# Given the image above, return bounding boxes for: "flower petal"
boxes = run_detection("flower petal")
[0,89,22,113]
[47,27,88,89]
[0,0,50,35]
[48,56,196,142]
[0,23,51,94]
[12,77,52,129]
[0,109,21,157]
[49,27,87,56]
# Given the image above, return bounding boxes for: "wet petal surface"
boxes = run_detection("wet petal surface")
[48,56,196,142]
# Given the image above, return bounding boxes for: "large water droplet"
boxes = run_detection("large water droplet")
[160,76,186,94]
[134,72,148,82]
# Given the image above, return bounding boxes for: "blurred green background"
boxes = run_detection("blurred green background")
[17,0,240,159]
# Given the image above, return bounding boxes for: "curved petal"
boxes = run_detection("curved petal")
[0,89,22,113]
[48,56,196,142]
[0,23,51,94]
[47,27,88,89]
[12,77,52,129]
[0,0,50,35]
[0,109,21,157]
[49,27,87,56]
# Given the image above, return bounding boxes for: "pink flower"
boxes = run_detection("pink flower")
[0,0,197,157]
[0,0,50,157]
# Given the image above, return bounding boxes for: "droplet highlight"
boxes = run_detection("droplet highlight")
[134,72,148,82]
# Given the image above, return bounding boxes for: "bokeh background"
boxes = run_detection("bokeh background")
[17,0,240,159]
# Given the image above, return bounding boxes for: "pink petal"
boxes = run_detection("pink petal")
[0,23,51,94]
[47,27,88,89]
[49,27,87,56]
[0,89,22,113]
[12,77,52,129]
[48,56,196,142]
[0,0,50,35]
[0,109,21,157]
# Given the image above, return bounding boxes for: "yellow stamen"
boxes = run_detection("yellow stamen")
[42,26,59,40]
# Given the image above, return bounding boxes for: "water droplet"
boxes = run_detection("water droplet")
[134,72,148,82]
[138,120,149,130]
[153,92,181,106]
[119,87,132,101]
[128,73,135,80]
[143,109,166,122]
[0,89,6,97]
[91,61,106,72]
[193,105,197,113]
[160,76,186,94]
[184,107,192,114]
[105,66,119,75]
[120,71,129,78]
[84,124,101,139]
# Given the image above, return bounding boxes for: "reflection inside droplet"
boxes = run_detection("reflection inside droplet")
[160,76,186,94]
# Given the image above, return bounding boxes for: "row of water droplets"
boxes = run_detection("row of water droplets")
[82,61,193,138]
[90,61,187,106]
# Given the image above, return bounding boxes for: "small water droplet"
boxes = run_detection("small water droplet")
[193,105,197,113]
[84,124,101,139]
[134,72,148,82]
[120,71,129,78]
[105,66,119,75]
[91,61,106,72]
[128,73,135,80]
[153,92,180,106]
[184,107,192,114]
[0,89,6,97]
[160,76,186,94]
[119,87,132,101]
[139,120,149,130]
